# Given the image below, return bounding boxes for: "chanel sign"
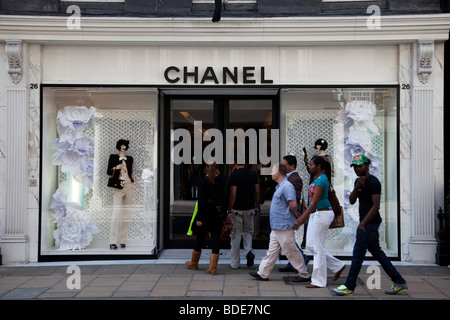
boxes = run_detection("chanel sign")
[164,66,273,84]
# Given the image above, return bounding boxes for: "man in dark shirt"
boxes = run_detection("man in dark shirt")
[228,160,259,269]
[332,154,407,296]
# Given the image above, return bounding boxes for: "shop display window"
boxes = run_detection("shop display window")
[41,87,158,257]
[281,87,399,257]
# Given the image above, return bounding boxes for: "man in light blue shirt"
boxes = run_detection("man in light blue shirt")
[269,172,297,230]
[279,155,310,273]
[249,164,310,281]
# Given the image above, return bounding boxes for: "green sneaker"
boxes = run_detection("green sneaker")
[332,285,354,296]
[385,283,408,294]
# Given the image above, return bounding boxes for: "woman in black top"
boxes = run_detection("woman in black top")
[107,140,134,184]
[107,139,134,250]
[185,161,225,275]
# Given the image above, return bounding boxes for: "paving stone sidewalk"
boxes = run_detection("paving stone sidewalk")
[0,250,449,300]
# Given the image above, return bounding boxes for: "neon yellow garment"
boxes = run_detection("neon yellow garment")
[187,201,198,236]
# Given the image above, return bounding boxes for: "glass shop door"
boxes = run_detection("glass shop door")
[163,93,279,249]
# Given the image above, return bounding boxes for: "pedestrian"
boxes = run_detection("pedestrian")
[185,161,225,275]
[278,155,310,275]
[332,154,408,296]
[293,156,345,288]
[249,163,310,282]
[228,157,260,269]
[301,139,334,248]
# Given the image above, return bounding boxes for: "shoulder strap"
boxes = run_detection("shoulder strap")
[327,176,334,191]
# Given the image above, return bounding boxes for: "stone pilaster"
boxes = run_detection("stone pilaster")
[0,41,30,263]
[409,40,438,263]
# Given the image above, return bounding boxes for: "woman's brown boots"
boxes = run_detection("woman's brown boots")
[185,250,201,270]
[206,253,219,275]
[185,251,220,275]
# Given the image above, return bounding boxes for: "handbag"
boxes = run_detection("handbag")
[328,183,344,229]
[329,206,344,229]
[107,168,124,189]
[220,214,234,240]
[204,178,231,239]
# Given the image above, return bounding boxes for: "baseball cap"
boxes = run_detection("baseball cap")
[350,154,369,167]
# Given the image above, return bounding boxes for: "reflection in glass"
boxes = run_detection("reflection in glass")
[170,100,214,241]
[229,100,276,241]
[168,98,277,247]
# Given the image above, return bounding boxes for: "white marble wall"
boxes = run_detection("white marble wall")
[398,43,413,261]
[433,42,445,215]
[27,44,42,263]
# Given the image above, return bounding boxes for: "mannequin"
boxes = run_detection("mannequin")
[107,139,134,250]
[314,138,334,178]
[303,138,334,182]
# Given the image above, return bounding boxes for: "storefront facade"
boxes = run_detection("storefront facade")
[0,13,449,264]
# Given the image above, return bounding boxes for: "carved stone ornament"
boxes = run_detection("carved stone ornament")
[417,41,434,84]
[6,41,23,84]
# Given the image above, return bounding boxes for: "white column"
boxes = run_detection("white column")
[0,41,30,263]
[409,40,437,263]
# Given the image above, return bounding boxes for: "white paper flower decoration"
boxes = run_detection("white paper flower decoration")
[345,100,376,122]
[50,188,99,250]
[52,106,96,188]
[57,106,96,143]
[334,99,383,246]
